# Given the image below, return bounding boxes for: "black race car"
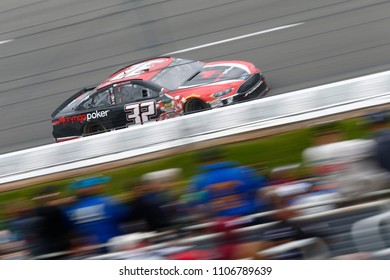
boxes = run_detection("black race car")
[51,57,269,142]
[51,80,184,142]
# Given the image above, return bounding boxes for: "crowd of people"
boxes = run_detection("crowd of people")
[0,110,390,260]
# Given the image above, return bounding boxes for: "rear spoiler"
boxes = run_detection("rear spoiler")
[51,86,95,118]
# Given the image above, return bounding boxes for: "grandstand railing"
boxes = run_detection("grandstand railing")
[28,195,390,260]
[85,198,390,260]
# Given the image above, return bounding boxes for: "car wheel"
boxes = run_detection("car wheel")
[184,98,210,114]
[83,123,107,136]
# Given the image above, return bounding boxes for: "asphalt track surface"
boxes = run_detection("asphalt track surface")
[0,0,389,154]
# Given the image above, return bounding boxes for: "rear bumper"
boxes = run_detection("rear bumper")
[52,121,83,142]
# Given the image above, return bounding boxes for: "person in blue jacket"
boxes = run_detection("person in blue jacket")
[187,148,268,218]
[66,176,128,249]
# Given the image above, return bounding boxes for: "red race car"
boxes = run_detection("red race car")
[51,57,269,142]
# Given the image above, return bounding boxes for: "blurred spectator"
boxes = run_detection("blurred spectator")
[66,176,128,251]
[267,165,341,216]
[208,217,271,260]
[302,121,389,198]
[260,164,313,213]
[3,199,43,257]
[141,169,182,220]
[179,188,209,223]
[303,121,346,185]
[32,186,72,258]
[262,180,313,207]
[128,178,172,231]
[257,191,318,259]
[186,147,268,219]
[362,110,390,172]
[128,169,186,231]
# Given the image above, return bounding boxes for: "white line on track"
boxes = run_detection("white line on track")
[163,22,304,55]
[0,39,14,45]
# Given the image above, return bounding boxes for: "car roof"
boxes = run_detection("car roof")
[97,57,175,89]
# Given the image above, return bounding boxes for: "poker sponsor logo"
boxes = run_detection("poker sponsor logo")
[86,110,109,121]
[59,110,109,124]
[59,114,86,124]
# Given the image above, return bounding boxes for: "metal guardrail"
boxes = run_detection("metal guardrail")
[1,70,390,185]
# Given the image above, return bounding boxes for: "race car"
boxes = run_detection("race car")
[51,57,269,142]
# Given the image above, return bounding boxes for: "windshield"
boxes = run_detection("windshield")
[150,58,204,90]
[53,89,95,117]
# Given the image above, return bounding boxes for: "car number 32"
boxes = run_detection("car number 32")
[124,101,156,125]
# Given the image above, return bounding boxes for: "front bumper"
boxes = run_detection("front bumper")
[220,80,269,107]
[234,78,269,102]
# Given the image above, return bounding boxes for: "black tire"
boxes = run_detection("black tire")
[184,98,210,114]
[83,123,107,136]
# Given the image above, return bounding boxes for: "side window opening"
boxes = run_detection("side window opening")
[142,89,149,98]
[139,86,158,100]
[80,83,160,109]
[114,84,134,104]
[121,84,158,102]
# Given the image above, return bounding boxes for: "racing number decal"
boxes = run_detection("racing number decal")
[124,101,156,125]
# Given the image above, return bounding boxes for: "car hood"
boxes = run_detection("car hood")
[178,61,256,89]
